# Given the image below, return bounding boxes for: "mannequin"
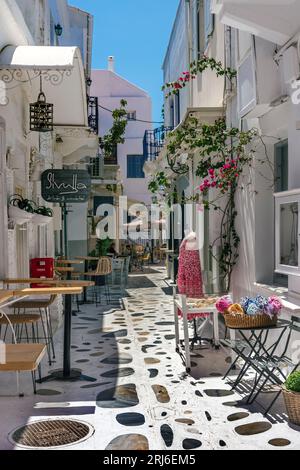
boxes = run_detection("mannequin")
[184,231,198,251]
[177,231,203,298]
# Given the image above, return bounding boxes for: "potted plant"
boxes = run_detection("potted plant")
[282,371,300,425]
[8,194,35,225]
[32,206,53,225]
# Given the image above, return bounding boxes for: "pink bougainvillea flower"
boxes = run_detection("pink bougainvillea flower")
[216,295,233,314]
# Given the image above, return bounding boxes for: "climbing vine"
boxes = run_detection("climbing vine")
[99,99,128,157]
[149,117,258,290]
[162,56,236,98]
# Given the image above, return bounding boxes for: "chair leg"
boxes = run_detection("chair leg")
[38,364,42,383]
[16,372,24,398]
[264,390,283,416]
[31,371,37,394]
[46,307,56,360]
[39,309,52,366]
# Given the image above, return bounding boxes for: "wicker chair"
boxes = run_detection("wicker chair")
[84,257,112,305]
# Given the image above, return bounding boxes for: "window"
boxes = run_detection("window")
[204,0,214,48]
[238,50,256,117]
[275,140,288,192]
[274,140,289,285]
[192,0,200,60]
[275,191,300,276]
[127,111,136,121]
[94,196,114,216]
[127,155,147,178]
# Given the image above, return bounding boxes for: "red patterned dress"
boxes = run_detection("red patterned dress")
[177,239,208,320]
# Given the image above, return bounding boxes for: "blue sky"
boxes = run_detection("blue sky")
[70,0,179,124]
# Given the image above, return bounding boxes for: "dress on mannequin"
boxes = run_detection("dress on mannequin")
[177,232,208,320]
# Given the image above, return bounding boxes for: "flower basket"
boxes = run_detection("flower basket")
[8,206,34,225]
[282,387,300,426]
[224,312,277,329]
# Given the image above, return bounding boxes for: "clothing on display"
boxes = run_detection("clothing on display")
[177,232,209,320]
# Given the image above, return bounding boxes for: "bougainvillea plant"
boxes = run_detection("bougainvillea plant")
[149,116,257,290]
[162,56,237,98]
[99,99,128,157]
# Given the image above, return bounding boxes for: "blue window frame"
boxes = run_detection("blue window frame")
[127,155,147,178]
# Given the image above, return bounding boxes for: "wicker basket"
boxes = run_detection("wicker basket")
[282,387,300,425]
[224,312,277,329]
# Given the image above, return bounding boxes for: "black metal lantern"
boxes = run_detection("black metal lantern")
[54,23,63,37]
[30,77,54,132]
[86,77,92,87]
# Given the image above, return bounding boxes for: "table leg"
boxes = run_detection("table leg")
[83,260,88,303]
[213,310,220,348]
[174,300,180,353]
[182,296,191,373]
[63,293,72,377]
[37,293,96,383]
[230,328,236,363]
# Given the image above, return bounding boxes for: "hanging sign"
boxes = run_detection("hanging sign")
[41,169,91,203]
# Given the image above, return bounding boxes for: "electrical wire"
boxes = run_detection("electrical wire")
[97,103,164,125]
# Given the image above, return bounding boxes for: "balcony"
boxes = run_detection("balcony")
[104,144,118,166]
[89,154,104,179]
[143,126,173,161]
[212,0,300,46]
[87,96,99,134]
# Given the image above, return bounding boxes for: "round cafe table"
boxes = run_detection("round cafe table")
[2,279,95,382]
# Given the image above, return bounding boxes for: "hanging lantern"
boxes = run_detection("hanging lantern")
[30,76,54,132]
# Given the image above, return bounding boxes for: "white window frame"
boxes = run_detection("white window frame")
[274,189,300,276]
[236,32,257,118]
[127,111,137,121]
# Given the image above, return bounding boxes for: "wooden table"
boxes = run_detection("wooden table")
[56,260,84,265]
[1,282,95,383]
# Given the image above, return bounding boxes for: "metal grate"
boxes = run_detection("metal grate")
[9,419,94,449]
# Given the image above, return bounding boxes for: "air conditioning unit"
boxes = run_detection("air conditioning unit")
[282,46,300,84]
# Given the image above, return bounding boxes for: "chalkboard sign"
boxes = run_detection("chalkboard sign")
[41,170,91,203]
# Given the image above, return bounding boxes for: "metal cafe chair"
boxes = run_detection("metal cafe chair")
[84,257,112,305]
[246,315,300,415]
[0,295,57,366]
[0,309,46,396]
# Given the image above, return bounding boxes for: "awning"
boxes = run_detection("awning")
[212,0,300,46]
[0,45,88,127]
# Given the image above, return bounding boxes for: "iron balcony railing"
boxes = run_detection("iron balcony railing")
[89,154,104,178]
[143,126,173,161]
[87,96,99,134]
[103,144,118,165]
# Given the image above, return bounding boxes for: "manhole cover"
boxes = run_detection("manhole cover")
[9,419,94,449]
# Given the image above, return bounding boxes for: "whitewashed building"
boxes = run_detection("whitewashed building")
[147,0,300,318]
[0,0,98,279]
[90,58,152,207]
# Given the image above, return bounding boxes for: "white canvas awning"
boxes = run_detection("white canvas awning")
[0,45,88,127]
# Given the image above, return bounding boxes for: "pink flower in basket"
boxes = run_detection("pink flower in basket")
[266,296,282,317]
[216,295,233,314]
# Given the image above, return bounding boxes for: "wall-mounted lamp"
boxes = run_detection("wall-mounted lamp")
[86,77,92,87]
[54,23,63,37]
